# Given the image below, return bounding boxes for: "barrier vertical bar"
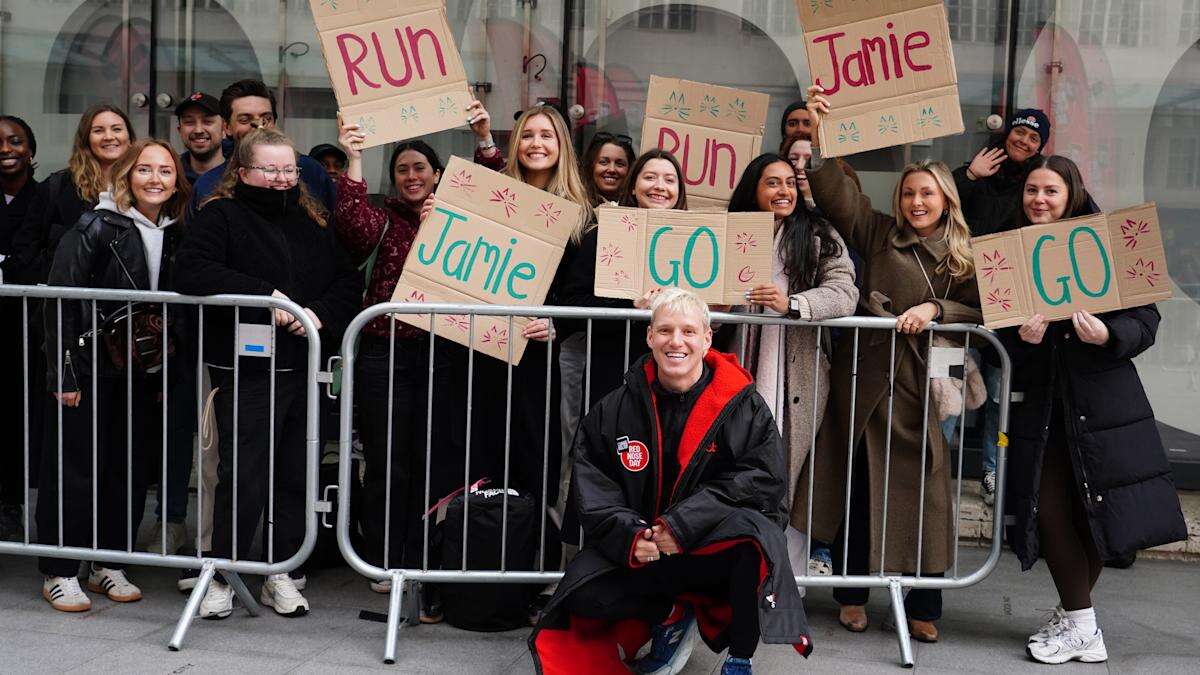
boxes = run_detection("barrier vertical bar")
[384,318,397,569]
[267,312,278,564]
[21,298,30,543]
[161,302,169,555]
[804,325,821,565]
[539,317,553,571]
[56,299,63,547]
[423,315,436,573]
[952,332,971,577]
[915,330,934,578]
[91,301,98,550]
[840,328,860,576]
[461,316,475,571]
[500,315,514,572]
[232,307,240,560]
[126,301,133,553]
[879,329,898,574]
[195,305,204,559]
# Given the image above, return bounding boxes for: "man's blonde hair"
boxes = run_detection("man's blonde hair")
[649,288,710,329]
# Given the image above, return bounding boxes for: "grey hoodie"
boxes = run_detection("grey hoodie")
[95,191,176,290]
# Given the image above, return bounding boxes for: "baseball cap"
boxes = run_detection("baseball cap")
[310,143,348,163]
[175,92,220,118]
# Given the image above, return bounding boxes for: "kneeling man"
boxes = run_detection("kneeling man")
[530,289,812,675]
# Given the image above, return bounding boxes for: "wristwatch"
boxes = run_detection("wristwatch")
[788,295,802,317]
[478,134,496,150]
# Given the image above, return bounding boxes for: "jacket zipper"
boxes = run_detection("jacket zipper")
[666,388,750,506]
[64,350,78,386]
[1054,336,1094,505]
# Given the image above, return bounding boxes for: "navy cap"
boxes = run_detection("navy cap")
[175,92,220,118]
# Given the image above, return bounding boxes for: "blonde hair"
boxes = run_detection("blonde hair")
[204,127,327,227]
[109,139,192,223]
[505,105,593,243]
[69,104,135,204]
[891,159,974,280]
[650,288,711,329]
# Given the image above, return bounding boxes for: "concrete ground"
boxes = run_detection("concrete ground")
[0,547,1197,674]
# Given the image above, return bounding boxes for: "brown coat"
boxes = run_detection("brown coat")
[795,158,982,574]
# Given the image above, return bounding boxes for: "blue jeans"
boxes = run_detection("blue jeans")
[981,361,1001,474]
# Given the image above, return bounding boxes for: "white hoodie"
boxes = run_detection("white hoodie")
[95,191,176,291]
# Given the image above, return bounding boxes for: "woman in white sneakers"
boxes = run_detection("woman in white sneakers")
[1000,155,1186,664]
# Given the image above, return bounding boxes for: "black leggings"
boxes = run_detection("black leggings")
[1037,424,1102,611]
[564,543,762,659]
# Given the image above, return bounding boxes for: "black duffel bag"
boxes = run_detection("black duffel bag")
[439,485,547,631]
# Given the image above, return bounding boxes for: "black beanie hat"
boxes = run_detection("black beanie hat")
[780,99,807,139]
[1007,109,1051,151]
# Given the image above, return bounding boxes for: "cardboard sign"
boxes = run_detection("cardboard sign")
[593,205,774,305]
[391,156,584,364]
[796,0,963,156]
[972,203,1172,328]
[309,0,473,148]
[639,76,770,207]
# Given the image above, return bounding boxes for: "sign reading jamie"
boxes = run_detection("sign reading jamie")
[308,0,473,148]
[971,203,1172,329]
[392,156,584,364]
[593,206,774,305]
[796,0,963,156]
[639,76,770,209]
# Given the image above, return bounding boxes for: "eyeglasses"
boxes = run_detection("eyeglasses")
[248,165,300,180]
[592,131,633,146]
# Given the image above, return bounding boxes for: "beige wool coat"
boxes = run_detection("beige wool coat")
[794,156,982,575]
[736,226,858,530]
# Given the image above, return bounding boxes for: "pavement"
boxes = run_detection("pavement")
[1,545,1198,674]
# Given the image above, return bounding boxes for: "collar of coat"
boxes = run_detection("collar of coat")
[634,350,754,494]
[891,222,949,261]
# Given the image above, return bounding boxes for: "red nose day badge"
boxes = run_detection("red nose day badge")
[616,436,649,473]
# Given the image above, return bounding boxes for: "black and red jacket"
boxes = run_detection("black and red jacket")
[530,350,812,674]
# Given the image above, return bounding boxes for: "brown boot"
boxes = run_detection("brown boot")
[909,619,939,643]
[838,605,869,632]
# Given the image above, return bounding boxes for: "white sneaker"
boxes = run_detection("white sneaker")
[807,557,833,576]
[1028,621,1107,664]
[1028,607,1065,644]
[982,470,997,507]
[261,574,309,617]
[199,581,233,619]
[43,576,91,612]
[147,522,187,556]
[370,578,391,594]
[87,565,142,602]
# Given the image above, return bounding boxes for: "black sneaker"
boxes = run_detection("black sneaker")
[419,584,443,624]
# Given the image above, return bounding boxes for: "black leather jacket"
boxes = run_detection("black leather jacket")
[43,208,181,392]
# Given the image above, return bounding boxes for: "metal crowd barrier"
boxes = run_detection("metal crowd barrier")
[336,302,1011,666]
[0,284,324,651]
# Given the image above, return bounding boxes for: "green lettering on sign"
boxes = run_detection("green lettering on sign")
[1030,226,1112,307]
[683,227,719,289]
[1068,226,1111,298]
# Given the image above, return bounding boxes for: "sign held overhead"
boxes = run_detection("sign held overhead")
[391,156,584,364]
[971,203,1172,329]
[593,205,774,305]
[308,0,473,148]
[795,0,963,156]
[639,76,770,209]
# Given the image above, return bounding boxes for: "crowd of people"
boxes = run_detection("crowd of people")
[0,76,1189,673]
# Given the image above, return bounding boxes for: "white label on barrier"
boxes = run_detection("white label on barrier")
[929,345,965,379]
[237,323,274,358]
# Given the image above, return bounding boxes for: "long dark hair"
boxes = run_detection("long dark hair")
[580,132,636,206]
[617,148,688,211]
[729,153,841,294]
[1017,154,1096,228]
[387,140,443,190]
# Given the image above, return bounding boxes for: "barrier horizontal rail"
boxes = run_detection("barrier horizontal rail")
[0,284,323,651]
[336,301,1011,667]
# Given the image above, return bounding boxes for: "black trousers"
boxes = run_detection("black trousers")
[0,306,44,507]
[564,543,762,659]
[831,447,943,621]
[207,369,307,576]
[36,376,159,576]
[1036,414,1102,611]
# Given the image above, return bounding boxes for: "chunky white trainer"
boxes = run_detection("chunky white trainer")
[43,576,91,612]
[261,574,309,617]
[1028,606,1066,644]
[199,581,233,619]
[1028,622,1107,664]
[370,578,391,594]
[87,565,143,602]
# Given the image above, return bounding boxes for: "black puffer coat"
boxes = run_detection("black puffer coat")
[530,351,811,674]
[952,146,1031,237]
[1000,305,1187,570]
[43,208,182,391]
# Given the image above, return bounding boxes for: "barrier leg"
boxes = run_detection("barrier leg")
[888,579,915,668]
[168,561,216,651]
[225,571,261,617]
[383,570,406,664]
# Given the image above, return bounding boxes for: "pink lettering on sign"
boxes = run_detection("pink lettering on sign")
[336,25,449,97]
[737,266,755,283]
[811,22,933,96]
[657,126,737,190]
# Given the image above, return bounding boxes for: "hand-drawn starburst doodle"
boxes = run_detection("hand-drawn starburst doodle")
[1120,219,1150,250]
[980,249,1015,283]
[400,106,419,124]
[734,232,758,254]
[356,115,377,135]
[660,91,692,121]
[599,244,624,267]
[621,215,639,232]
[613,269,631,285]
[837,122,861,144]
[438,96,459,117]
[489,188,519,218]
[700,94,720,118]
[918,106,942,128]
[444,315,471,332]
[449,169,476,194]
[878,114,900,135]
[985,288,1013,311]
[536,202,562,228]
[481,326,509,349]
[1125,258,1163,287]
[726,98,748,122]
